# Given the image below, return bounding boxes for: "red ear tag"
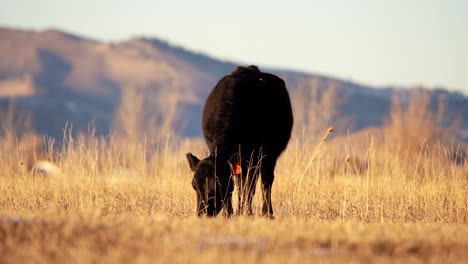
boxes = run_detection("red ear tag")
[233,161,242,174]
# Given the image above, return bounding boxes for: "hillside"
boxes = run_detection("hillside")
[0,26,467,139]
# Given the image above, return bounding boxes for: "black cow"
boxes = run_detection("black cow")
[186,65,293,217]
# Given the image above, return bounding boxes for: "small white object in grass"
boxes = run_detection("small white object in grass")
[31,160,60,177]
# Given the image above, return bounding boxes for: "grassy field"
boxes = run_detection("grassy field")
[0,127,466,263]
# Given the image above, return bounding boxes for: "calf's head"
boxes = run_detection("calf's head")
[186,153,225,217]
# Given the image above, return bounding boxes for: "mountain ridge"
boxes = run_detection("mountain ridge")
[0,26,466,139]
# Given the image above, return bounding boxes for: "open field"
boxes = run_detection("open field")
[0,128,466,263]
[1,214,467,263]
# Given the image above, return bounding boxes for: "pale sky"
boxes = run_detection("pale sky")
[1,0,467,94]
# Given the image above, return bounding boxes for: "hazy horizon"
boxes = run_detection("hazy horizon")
[1,0,467,94]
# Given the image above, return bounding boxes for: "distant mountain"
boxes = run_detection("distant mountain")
[0,26,467,139]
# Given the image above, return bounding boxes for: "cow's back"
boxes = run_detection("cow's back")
[202,66,293,157]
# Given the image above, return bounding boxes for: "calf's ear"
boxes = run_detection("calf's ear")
[186,153,200,171]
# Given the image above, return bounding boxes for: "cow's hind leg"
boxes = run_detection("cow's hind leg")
[260,157,277,218]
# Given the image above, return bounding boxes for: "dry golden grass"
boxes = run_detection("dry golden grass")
[0,126,466,263]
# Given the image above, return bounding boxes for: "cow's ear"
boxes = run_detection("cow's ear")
[186,153,200,171]
[228,154,242,175]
